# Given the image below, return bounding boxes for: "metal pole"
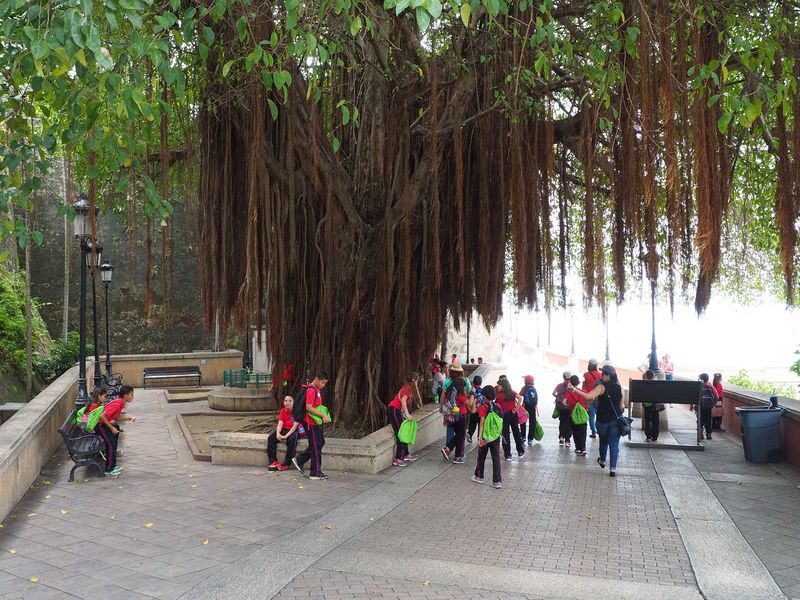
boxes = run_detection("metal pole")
[604,311,610,361]
[104,280,112,378]
[649,279,659,372]
[466,314,470,363]
[91,265,102,389]
[570,305,575,355]
[76,240,89,406]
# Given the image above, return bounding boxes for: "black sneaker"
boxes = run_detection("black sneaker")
[309,472,327,481]
[589,433,597,439]
[291,458,305,475]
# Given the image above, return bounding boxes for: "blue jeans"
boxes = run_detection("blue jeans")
[665,374,673,381]
[588,403,597,435]
[596,420,621,470]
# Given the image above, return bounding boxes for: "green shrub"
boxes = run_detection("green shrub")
[0,267,51,379]
[34,332,90,383]
[728,369,797,400]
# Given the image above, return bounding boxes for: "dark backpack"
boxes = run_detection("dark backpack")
[440,386,461,423]
[523,386,538,410]
[292,385,312,423]
[486,398,502,418]
[700,383,718,410]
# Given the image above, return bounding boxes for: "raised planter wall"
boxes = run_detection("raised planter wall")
[209,403,444,474]
[720,387,800,469]
[110,350,243,387]
[0,366,77,523]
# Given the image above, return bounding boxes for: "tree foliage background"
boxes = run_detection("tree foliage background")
[1,0,798,429]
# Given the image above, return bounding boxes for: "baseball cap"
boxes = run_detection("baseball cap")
[562,371,572,380]
[524,375,534,384]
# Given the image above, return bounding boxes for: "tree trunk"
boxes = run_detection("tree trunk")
[62,151,72,343]
[24,214,33,397]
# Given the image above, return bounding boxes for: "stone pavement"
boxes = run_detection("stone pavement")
[0,373,797,599]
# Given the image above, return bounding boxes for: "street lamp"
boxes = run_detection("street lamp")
[72,194,98,406]
[567,301,575,355]
[86,243,103,390]
[534,307,540,348]
[642,251,661,375]
[100,261,114,382]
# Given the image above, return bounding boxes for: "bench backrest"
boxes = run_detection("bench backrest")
[143,365,201,375]
[628,379,702,405]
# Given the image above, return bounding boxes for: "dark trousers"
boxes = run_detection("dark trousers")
[558,408,573,441]
[502,412,525,458]
[701,404,713,437]
[475,439,501,484]
[572,422,587,451]
[95,423,119,471]
[468,412,480,438]
[267,430,299,466]
[446,416,466,458]
[295,423,325,475]
[519,421,527,441]
[644,406,660,441]
[523,408,538,441]
[387,406,409,460]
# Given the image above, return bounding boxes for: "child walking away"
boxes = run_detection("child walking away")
[95,385,136,476]
[553,372,573,447]
[467,376,484,443]
[441,377,469,463]
[291,371,330,480]
[519,375,538,444]
[498,377,525,460]
[472,386,503,488]
[388,373,421,467]
[566,375,588,456]
[582,359,602,439]
[267,395,302,471]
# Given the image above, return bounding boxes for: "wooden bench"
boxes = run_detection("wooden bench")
[143,365,202,389]
[58,409,106,481]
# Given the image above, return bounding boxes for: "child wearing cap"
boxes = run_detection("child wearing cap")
[553,371,573,447]
[519,375,538,444]
[471,385,502,488]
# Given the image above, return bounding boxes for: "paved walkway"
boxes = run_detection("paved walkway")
[0,364,797,599]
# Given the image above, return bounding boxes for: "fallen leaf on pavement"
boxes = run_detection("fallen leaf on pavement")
[30,577,39,583]
[323,525,333,530]
[144,522,154,528]
[60,510,69,515]
[202,540,209,545]
[216,524,223,529]
[27,513,36,517]
[9,549,16,554]
[44,495,51,500]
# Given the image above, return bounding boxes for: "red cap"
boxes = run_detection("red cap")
[524,375,535,384]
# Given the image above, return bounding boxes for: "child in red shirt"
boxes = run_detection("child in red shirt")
[267,395,302,471]
[566,375,588,455]
[291,371,330,480]
[387,373,420,467]
[472,385,502,488]
[95,385,136,476]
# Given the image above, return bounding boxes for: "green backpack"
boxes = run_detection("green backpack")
[309,405,332,425]
[74,405,104,432]
[571,403,589,425]
[482,410,503,443]
[533,419,544,441]
[397,419,417,445]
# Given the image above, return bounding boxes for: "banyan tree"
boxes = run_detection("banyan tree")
[197,0,800,430]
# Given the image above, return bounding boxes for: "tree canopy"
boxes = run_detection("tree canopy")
[1,0,798,429]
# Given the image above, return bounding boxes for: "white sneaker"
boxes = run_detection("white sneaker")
[471,475,485,484]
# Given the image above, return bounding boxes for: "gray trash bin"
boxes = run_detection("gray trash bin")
[735,407,785,463]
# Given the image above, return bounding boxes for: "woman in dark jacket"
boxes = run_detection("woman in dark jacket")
[570,365,624,477]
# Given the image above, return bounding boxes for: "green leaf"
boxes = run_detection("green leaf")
[484,0,499,18]
[717,111,732,134]
[267,98,278,120]
[222,60,234,77]
[332,135,340,153]
[341,104,350,125]
[31,231,44,246]
[426,0,442,18]
[460,3,471,26]
[395,0,410,14]
[415,6,430,29]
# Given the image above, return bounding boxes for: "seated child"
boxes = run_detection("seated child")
[267,395,302,471]
[79,387,107,431]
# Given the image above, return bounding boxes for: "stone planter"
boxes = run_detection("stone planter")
[207,386,277,411]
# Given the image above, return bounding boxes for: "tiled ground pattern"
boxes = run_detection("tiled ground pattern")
[273,569,543,600]
[0,390,386,600]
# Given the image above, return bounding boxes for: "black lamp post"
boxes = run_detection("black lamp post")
[642,251,661,374]
[568,301,575,355]
[604,311,611,362]
[87,243,103,390]
[535,307,540,348]
[100,261,113,381]
[71,195,97,406]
